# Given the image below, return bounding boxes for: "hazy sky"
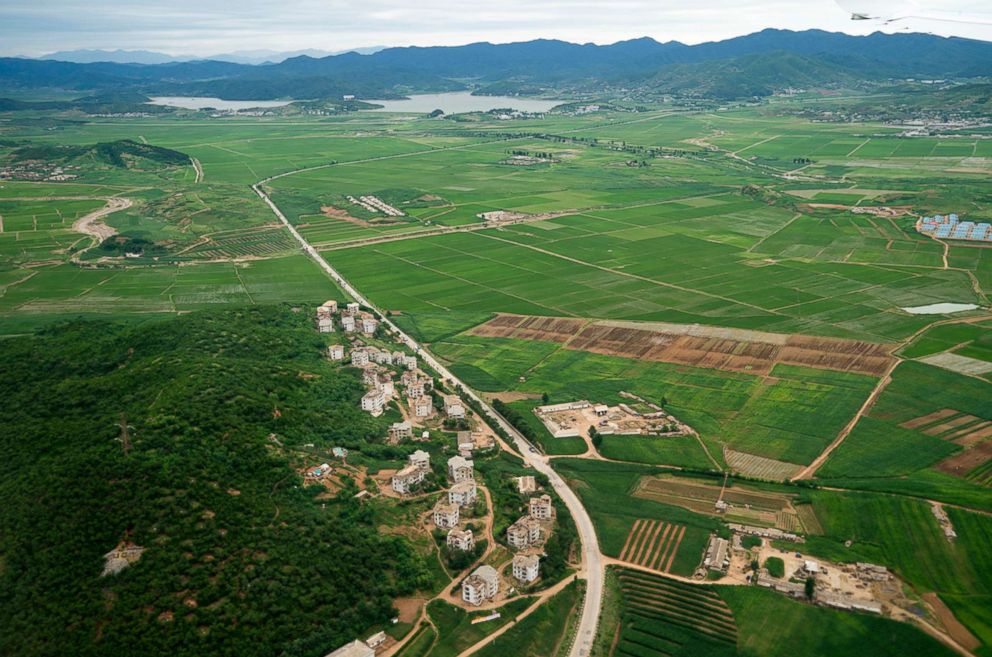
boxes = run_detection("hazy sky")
[3,0,991,56]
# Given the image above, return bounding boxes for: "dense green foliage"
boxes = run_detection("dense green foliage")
[0,306,434,657]
[10,139,190,168]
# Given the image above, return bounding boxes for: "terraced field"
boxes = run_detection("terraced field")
[613,568,738,657]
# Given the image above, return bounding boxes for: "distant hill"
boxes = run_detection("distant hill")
[7,30,992,101]
[40,49,188,65]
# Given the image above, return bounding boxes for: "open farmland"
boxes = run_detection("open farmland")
[434,331,878,467]
[817,361,992,493]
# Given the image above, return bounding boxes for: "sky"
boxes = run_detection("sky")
[2,0,991,57]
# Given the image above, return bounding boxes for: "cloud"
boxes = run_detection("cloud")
[1,0,989,57]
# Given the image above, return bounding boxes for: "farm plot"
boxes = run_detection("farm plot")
[632,475,804,531]
[470,314,895,377]
[724,449,802,481]
[920,352,992,378]
[618,519,686,573]
[613,567,738,657]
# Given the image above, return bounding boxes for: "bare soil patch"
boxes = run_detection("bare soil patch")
[935,440,992,477]
[923,414,982,437]
[321,205,371,226]
[900,408,958,430]
[471,314,894,377]
[482,391,541,403]
[954,423,992,447]
[923,592,981,652]
[392,596,426,624]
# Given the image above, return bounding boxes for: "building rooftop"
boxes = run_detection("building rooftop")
[470,564,499,585]
[323,639,374,657]
[513,554,540,568]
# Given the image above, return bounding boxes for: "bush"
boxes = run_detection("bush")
[764,556,786,578]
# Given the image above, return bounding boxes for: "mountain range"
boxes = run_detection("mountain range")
[39,47,387,65]
[3,29,991,102]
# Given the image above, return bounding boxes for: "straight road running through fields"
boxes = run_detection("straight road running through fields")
[253,180,605,657]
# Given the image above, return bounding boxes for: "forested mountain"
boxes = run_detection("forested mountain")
[0,307,430,657]
[2,29,991,100]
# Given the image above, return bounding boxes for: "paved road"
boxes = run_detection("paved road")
[253,181,604,657]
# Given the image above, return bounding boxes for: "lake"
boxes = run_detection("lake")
[147,96,295,110]
[368,92,564,114]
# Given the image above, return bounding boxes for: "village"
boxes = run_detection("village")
[307,299,566,657]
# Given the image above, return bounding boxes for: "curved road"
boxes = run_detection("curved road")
[253,180,603,657]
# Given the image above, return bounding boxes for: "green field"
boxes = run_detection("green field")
[601,567,955,657]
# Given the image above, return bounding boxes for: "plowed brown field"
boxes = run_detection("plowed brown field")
[471,314,894,377]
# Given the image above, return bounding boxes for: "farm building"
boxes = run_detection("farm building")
[507,517,542,549]
[462,565,499,606]
[447,455,474,482]
[529,494,554,520]
[390,464,425,495]
[447,528,475,551]
[328,344,345,360]
[704,535,730,573]
[433,501,460,528]
[917,213,992,242]
[512,554,540,583]
[365,632,386,649]
[305,463,331,479]
[323,639,374,657]
[448,480,478,508]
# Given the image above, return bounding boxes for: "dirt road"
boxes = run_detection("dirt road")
[72,197,131,242]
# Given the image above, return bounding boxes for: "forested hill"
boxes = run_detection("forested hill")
[0,307,430,657]
[2,29,992,100]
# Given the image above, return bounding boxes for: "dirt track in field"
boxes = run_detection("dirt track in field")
[471,314,895,377]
